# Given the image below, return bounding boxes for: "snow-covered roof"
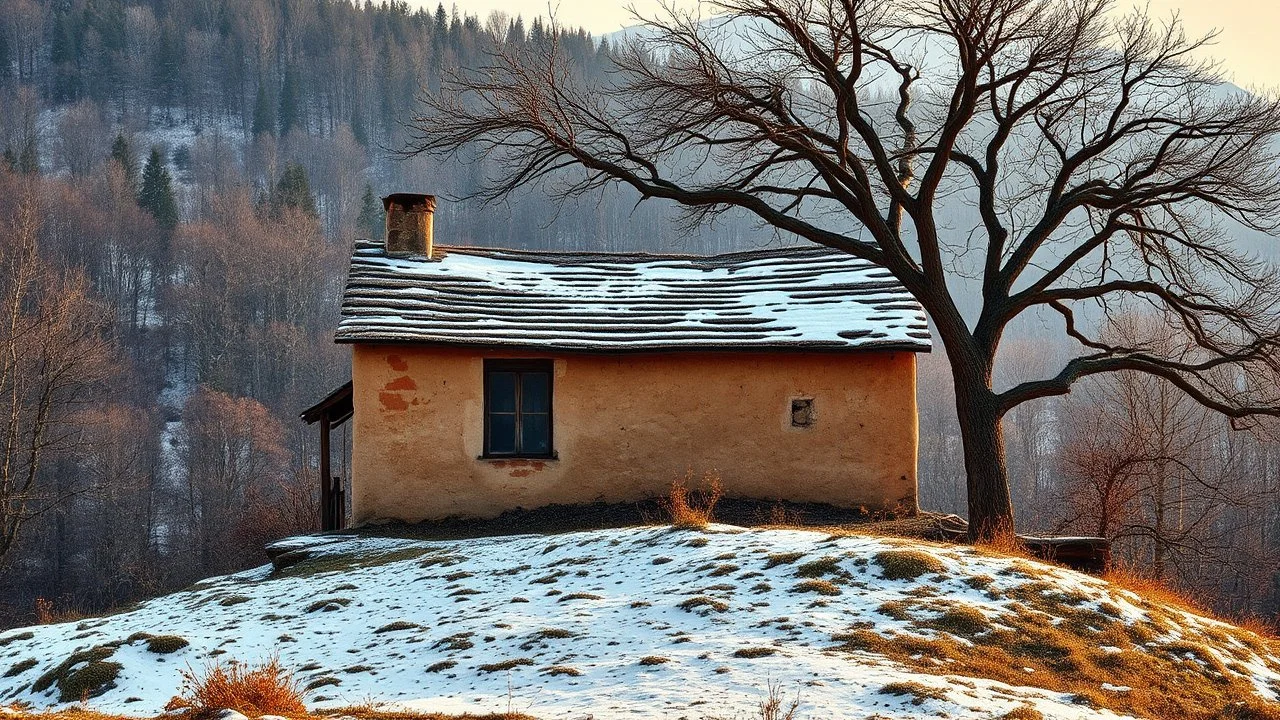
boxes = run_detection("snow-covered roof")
[336,242,931,352]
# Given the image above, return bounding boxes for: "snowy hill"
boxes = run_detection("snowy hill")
[1,526,1278,719]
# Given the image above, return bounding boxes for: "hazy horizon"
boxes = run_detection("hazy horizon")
[408,0,1279,92]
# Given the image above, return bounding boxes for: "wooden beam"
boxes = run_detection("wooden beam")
[319,415,332,531]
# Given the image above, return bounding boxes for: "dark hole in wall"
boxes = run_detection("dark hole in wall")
[791,398,815,428]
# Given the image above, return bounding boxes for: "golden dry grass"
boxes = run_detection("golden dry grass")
[165,657,306,718]
[1103,562,1280,646]
[833,583,1280,720]
[661,470,723,529]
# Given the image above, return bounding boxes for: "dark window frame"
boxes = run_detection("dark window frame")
[482,359,555,459]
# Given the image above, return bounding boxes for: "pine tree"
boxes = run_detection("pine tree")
[110,133,138,190]
[252,79,274,137]
[271,163,317,217]
[507,16,525,45]
[433,4,448,38]
[138,148,179,229]
[356,185,382,238]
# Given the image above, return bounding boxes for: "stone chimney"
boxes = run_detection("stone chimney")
[382,193,436,257]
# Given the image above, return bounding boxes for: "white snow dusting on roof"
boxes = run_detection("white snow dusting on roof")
[336,243,932,351]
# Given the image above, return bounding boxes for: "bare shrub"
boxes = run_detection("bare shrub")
[33,598,82,626]
[758,679,802,720]
[166,656,306,718]
[661,470,723,529]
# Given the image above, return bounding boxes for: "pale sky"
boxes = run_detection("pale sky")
[414,0,1280,91]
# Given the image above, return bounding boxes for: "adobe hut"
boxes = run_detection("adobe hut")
[305,193,931,528]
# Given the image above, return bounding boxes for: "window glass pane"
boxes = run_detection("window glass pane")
[521,372,550,413]
[488,371,516,412]
[522,413,549,455]
[489,413,516,454]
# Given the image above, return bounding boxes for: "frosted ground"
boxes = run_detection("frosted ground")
[1,526,1277,719]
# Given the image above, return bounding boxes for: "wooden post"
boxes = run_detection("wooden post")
[319,414,332,531]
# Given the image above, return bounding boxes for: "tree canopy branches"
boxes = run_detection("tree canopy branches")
[407,0,1280,539]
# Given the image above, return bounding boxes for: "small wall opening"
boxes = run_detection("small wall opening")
[790,398,815,428]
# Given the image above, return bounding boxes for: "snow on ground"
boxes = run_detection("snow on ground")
[0,526,1277,719]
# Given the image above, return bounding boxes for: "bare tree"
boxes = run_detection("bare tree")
[55,99,108,178]
[1055,315,1279,592]
[406,0,1280,539]
[176,387,288,574]
[0,189,116,567]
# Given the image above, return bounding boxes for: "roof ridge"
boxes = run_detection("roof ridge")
[352,240,859,265]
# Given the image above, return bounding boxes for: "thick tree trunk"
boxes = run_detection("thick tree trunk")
[954,379,1016,543]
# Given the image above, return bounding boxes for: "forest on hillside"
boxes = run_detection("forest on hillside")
[0,0,1277,628]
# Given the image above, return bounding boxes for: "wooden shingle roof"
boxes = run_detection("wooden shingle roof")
[335,242,931,352]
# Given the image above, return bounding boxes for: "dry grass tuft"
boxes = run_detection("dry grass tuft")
[34,598,84,626]
[32,646,122,703]
[794,556,843,578]
[873,550,946,581]
[476,658,534,673]
[916,605,991,637]
[143,635,190,654]
[678,595,729,613]
[165,656,306,718]
[973,529,1031,560]
[661,470,723,529]
[880,680,948,705]
[791,580,842,596]
[763,552,805,569]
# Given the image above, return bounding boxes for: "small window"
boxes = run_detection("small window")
[791,398,815,428]
[484,360,553,457]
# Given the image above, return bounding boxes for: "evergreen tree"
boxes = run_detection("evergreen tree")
[2,147,15,172]
[278,66,301,137]
[138,148,179,229]
[271,163,317,217]
[110,133,138,190]
[356,185,382,238]
[507,16,525,45]
[252,78,274,137]
[433,4,448,37]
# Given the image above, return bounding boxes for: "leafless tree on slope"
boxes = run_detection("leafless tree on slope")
[406,0,1280,540]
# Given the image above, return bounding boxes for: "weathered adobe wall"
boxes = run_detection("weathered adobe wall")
[349,345,920,525]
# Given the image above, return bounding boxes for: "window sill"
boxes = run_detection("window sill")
[478,453,559,462]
